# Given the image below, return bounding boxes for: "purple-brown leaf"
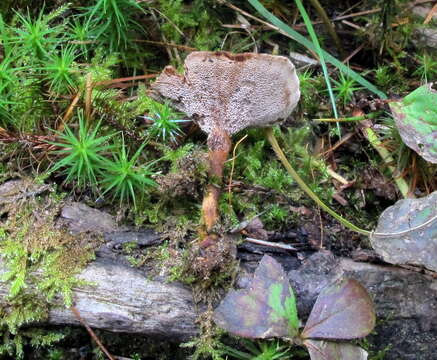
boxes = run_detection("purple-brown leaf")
[213,255,299,339]
[301,278,375,340]
[305,339,368,360]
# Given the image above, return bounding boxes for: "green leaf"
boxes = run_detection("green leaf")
[301,278,375,340]
[304,339,368,360]
[213,255,299,338]
[389,83,437,163]
[370,191,437,272]
[247,0,387,99]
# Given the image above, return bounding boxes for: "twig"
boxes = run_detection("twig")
[150,10,173,61]
[342,42,366,63]
[230,211,268,234]
[151,7,185,37]
[245,237,298,251]
[134,39,196,51]
[228,134,248,206]
[341,20,364,31]
[95,74,157,87]
[327,166,349,185]
[294,8,382,27]
[85,73,93,124]
[58,91,81,131]
[424,3,437,24]
[219,0,321,59]
[70,306,115,360]
[338,1,364,17]
[219,1,291,38]
[318,132,355,157]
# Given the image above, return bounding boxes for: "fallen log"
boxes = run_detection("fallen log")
[0,257,199,342]
[0,198,435,359]
[1,248,436,359]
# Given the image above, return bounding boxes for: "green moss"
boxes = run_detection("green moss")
[0,187,97,358]
[223,127,335,230]
[156,0,222,51]
[181,310,227,360]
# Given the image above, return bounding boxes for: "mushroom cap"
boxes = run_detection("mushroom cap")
[151,51,300,135]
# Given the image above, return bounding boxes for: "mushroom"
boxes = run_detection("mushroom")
[152,51,300,233]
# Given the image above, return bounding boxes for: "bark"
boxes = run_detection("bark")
[0,258,199,342]
[0,199,436,359]
[1,248,436,359]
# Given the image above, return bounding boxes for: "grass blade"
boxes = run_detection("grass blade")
[294,0,339,127]
[248,0,387,99]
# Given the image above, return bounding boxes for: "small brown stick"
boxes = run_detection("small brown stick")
[341,19,364,31]
[337,1,364,17]
[69,38,196,52]
[318,132,355,157]
[134,39,196,51]
[228,134,248,206]
[95,74,157,87]
[70,306,115,360]
[58,91,82,131]
[245,237,298,251]
[220,1,326,62]
[412,0,437,6]
[220,1,292,36]
[151,7,185,38]
[85,73,93,124]
[424,3,437,24]
[220,0,370,61]
[326,166,350,185]
[294,8,382,27]
[202,128,232,232]
[342,42,366,63]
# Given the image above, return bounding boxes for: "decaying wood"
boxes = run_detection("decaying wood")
[1,247,436,360]
[0,257,199,341]
[0,198,435,359]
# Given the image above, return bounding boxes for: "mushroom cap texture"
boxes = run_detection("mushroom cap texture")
[151,51,300,135]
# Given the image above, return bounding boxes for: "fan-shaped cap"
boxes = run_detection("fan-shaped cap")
[151,51,300,135]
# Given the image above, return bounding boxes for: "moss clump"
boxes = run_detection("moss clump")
[181,308,227,360]
[136,144,208,229]
[0,180,99,358]
[221,127,334,231]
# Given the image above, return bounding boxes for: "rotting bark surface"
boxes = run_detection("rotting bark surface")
[0,198,436,359]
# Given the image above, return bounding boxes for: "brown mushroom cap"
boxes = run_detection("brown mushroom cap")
[152,51,300,135]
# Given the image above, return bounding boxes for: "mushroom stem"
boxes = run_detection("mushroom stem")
[202,128,232,232]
